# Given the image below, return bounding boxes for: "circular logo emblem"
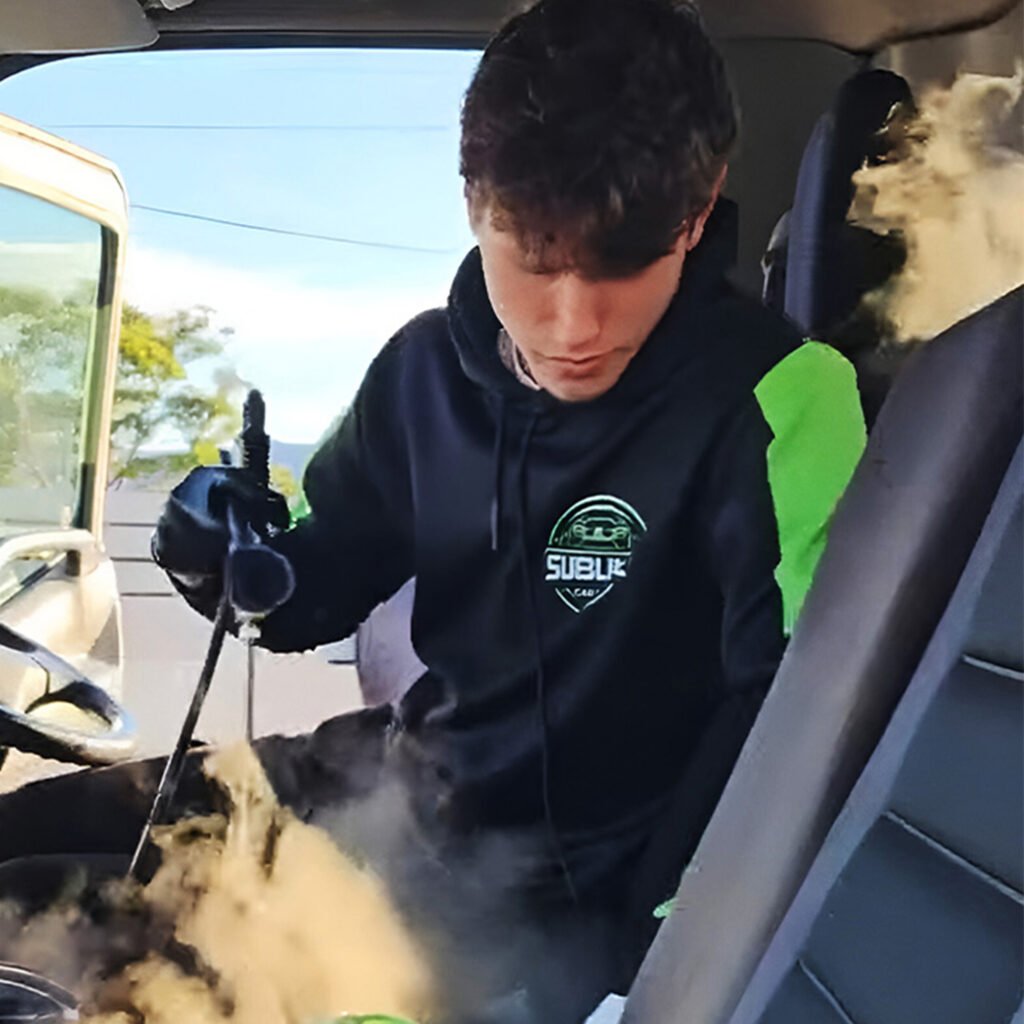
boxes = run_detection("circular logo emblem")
[544,494,647,612]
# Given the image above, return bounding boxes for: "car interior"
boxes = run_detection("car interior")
[0,1,1021,1021]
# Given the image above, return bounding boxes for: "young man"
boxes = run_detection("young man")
[156,0,864,1014]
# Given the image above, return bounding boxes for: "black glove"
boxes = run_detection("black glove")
[151,466,290,612]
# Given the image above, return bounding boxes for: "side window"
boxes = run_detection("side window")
[0,184,103,598]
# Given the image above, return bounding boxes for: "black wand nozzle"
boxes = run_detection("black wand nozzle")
[240,389,270,490]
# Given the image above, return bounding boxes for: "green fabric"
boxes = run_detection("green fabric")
[754,341,866,635]
[653,897,676,919]
[330,1016,419,1024]
[291,487,311,524]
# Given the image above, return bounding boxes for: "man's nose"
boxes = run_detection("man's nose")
[549,276,601,352]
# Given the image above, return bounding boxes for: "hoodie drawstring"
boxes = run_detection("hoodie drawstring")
[510,410,580,906]
[490,397,507,552]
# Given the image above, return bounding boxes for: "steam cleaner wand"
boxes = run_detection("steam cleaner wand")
[128,390,294,882]
[236,388,273,743]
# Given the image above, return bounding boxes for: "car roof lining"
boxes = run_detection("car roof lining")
[0,0,1017,77]
[138,0,1021,54]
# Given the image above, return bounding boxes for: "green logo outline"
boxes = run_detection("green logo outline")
[544,494,646,613]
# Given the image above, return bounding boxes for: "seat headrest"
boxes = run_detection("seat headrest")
[784,69,913,336]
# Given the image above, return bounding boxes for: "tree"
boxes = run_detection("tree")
[0,282,96,492]
[109,305,241,485]
[0,286,287,497]
[269,463,300,503]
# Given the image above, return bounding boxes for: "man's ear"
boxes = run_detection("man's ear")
[682,163,728,252]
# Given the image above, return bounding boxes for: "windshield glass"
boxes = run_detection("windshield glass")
[0,48,480,465]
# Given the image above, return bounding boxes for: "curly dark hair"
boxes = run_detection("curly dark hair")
[460,0,738,276]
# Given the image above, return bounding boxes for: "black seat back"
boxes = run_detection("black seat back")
[624,288,1023,1024]
[731,441,1023,1024]
[781,69,912,334]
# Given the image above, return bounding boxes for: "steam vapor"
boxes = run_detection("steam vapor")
[0,742,593,1023]
[849,69,1024,342]
[2,746,436,1023]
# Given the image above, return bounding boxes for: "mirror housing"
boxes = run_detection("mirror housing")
[0,0,156,55]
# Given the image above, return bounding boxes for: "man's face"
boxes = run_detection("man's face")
[473,208,693,403]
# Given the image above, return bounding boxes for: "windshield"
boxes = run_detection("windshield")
[0,48,480,462]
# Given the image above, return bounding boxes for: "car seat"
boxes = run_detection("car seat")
[763,68,914,424]
[355,576,424,705]
[624,287,1023,1023]
[728,439,1022,1024]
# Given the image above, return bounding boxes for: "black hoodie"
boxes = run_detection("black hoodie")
[257,202,865,898]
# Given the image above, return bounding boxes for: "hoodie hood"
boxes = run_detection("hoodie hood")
[447,198,741,408]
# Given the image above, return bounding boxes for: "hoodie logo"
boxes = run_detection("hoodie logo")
[544,495,647,612]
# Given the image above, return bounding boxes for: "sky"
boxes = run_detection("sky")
[0,48,482,442]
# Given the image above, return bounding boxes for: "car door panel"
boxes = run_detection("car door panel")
[0,112,133,769]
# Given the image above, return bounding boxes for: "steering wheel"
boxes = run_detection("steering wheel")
[0,963,77,1022]
[0,622,137,766]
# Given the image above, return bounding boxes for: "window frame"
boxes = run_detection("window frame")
[0,112,128,546]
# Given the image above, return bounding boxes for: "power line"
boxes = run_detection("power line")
[45,123,449,132]
[131,203,457,254]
